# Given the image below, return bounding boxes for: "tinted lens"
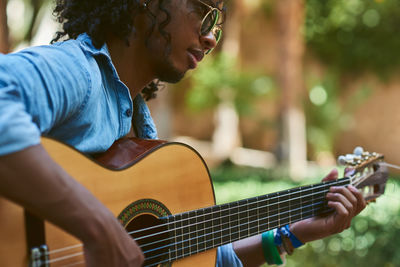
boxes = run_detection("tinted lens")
[200,9,219,35]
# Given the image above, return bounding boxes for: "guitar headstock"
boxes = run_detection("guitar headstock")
[338,147,389,203]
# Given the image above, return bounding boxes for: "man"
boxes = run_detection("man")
[0,0,365,266]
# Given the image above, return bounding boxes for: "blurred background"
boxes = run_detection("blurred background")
[1,0,399,266]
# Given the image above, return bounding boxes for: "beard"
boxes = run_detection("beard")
[153,53,186,84]
[146,38,187,83]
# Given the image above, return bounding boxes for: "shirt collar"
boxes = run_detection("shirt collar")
[76,33,123,87]
[76,33,111,59]
[76,33,158,140]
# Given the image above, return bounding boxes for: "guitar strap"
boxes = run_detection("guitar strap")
[24,209,46,253]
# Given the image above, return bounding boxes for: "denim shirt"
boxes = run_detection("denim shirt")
[0,33,157,155]
[0,33,242,267]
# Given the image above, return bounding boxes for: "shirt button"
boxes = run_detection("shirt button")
[125,109,132,117]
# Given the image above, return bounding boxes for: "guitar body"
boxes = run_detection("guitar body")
[0,138,217,266]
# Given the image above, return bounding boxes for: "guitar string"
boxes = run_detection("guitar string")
[145,161,392,267]
[44,197,330,265]
[136,196,327,250]
[33,157,385,265]
[46,243,83,255]
[53,169,385,267]
[129,178,349,237]
[146,205,328,265]
[382,162,400,171]
[145,205,321,267]
[58,181,398,267]
[42,188,331,265]
[45,178,349,258]
[60,260,85,267]
[142,200,329,257]
[51,196,330,266]
[147,170,396,267]
[54,203,327,267]
[49,203,328,266]
[135,192,329,245]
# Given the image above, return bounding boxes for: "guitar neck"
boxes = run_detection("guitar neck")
[164,177,350,261]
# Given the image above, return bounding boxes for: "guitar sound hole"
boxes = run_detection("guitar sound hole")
[127,214,171,267]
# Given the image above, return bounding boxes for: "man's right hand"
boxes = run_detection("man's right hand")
[83,212,144,266]
[0,144,144,266]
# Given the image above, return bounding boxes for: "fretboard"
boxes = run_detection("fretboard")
[164,177,350,263]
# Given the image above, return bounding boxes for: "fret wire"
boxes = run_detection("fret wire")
[277,192,280,228]
[129,177,350,238]
[204,209,213,250]
[176,214,183,259]
[211,206,214,249]
[218,205,223,245]
[267,193,270,230]
[246,199,250,238]
[311,184,315,217]
[288,189,291,224]
[173,214,177,260]
[142,203,331,266]
[300,186,303,221]
[195,209,198,253]
[168,216,172,261]
[257,196,260,234]
[228,202,232,244]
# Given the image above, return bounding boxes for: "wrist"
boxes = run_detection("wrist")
[262,231,283,265]
[77,205,119,245]
[289,221,310,244]
[273,225,304,257]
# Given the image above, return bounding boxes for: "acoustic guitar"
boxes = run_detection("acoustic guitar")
[0,137,389,267]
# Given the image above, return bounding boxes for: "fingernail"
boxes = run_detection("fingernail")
[348,185,359,192]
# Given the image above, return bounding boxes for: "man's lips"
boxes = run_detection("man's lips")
[189,49,205,62]
[188,49,205,69]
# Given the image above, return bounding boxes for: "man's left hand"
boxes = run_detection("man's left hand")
[290,169,367,243]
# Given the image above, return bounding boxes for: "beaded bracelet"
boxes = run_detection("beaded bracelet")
[279,225,304,248]
[273,225,304,255]
[261,231,283,265]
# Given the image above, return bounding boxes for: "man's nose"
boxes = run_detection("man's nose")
[200,30,218,52]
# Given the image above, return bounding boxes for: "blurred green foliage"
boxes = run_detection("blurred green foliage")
[306,0,400,76]
[7,0,48,47]
[304,72,372,156]
[212,164,400,266]
[186,53,275,115]
[302,0,399,156]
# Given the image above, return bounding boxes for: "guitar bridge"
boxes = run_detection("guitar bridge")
[29,245,49,267]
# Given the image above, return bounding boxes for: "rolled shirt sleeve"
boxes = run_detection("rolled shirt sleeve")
[0,73,41,155]
[0,43,91,156]
[217,244,243,267]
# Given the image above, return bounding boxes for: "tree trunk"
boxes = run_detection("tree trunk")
[0,0,9,53]
[211,0,244,159]
[277,0,307,180]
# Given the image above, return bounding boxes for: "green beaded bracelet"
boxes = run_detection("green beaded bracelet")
[261,231,283,265]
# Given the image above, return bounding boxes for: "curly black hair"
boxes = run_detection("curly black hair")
[52,0,173,100]
[52,0,226,100]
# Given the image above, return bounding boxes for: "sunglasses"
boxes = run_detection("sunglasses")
[195,0,223,54]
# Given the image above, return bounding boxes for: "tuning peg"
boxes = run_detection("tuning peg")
[353,146,364,156]
[337,154,357,165]
[338,155,347,166]
[345,154,355,161]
